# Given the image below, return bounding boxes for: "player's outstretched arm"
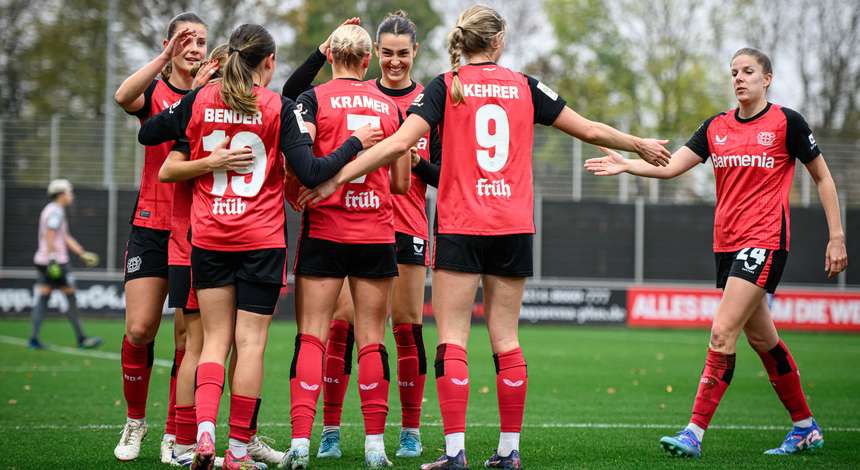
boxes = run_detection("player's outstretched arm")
[585,146,701,179]
[805,155,848,278]
[552,107,671,167]
[298,114,429,206]
[114,27,196,112]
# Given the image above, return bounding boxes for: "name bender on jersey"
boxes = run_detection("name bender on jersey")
[203,108,263,125]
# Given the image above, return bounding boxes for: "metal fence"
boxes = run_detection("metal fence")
[1,116,857,285]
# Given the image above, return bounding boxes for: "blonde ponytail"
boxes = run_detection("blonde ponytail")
[446,5,507,105]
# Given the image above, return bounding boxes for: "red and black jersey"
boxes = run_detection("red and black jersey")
[369,78,432,240]
[126,78,189,230]
[297,79,401,244]
[407,64,566,236]
[168,181,192,265]
[685,103,821,252]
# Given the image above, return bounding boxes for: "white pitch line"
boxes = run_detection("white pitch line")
[0,335,172,368]
[2,422,859,433]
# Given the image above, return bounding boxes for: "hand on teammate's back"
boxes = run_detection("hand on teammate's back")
[351,124,384,149]
[204,137,254,172]
[825,237,848,278]
[636,138,672,167]
[298,177,339,207]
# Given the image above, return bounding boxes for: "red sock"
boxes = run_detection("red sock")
[393,323,426,429]
[358,344,390,435]
[195,362,225,425]
[122,336,154,420]
[229,394,261,443]
[755,340,812,421]
[435,343,469,435]
[290,334,325,439]
[690,349,736,429]
[495,347,527,433]
[165,348,185,435]
[175,405,197,446]
[323,320,353,427]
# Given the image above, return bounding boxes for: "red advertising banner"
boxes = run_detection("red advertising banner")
[627,286,860,332]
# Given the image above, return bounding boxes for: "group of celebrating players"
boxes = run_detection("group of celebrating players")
[108,4,847,469]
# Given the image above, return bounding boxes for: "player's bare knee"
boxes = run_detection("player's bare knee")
[125,323,157,344]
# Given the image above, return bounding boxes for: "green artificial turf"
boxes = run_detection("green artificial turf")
[0,318,857,469]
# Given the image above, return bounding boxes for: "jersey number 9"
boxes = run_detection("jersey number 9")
[202,130,268,198]
[475,104,510,172]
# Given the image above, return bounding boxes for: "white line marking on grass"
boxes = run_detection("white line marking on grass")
[0,335,172,368]
[4,422,860,433]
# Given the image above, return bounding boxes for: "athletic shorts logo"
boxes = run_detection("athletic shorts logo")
[502,378,524,387]
[450,377,469,386]
[300,381,319,391]
[757,131,776,147]
[359,382,379,391]
[126,256,142,274]
[413,237,425,255]
[714,135,728,145]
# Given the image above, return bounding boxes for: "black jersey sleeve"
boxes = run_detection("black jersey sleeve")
[412,158,440,188]
[282,49,326,100]
[781,107,821,163]
[684,115,719,162]
[137,87,201,146]
[170,139,191,155]
[296,88,319,126]
[126,80,158,120]
[407,74,447,129]
[428,125,442,165]
[280,96,363,187]
[525,75,567,125]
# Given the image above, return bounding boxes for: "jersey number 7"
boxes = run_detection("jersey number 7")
[346,113,381,184]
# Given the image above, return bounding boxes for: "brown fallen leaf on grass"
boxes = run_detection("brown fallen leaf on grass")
[479,386,490,394]
[607,387,617,395]
[665,385,673,393]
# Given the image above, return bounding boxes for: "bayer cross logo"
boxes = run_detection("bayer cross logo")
[126,256,142,274]
[757,131,776,147]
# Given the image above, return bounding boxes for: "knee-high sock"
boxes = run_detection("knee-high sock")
[30,293,49,341]
[393,323,426,429]
[357,344,390,436]
[495,347,527,433]
[290,334,325,439]
[122,335,154,420]
[175,405,197,446]
[322,320,353,427]
[64,293,86,342]
[690,349,736,429]
[755,340,812,422]
[164,348,185,436]
[435,343,469,435]
[229,394,261,444]
[195,362,225,429]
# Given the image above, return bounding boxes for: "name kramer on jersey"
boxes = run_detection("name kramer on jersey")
[330,95,391,114]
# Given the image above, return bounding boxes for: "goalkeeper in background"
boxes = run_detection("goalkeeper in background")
[29,179,102,349]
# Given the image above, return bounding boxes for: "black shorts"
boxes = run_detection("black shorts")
[124,226,170,281]
[295,236,398,279]
[168,266,199,312]
[35,263,74,288]
[191,247,286,315]
[433,233,533,277]
[396,232,429,266]
[715,248,788,294]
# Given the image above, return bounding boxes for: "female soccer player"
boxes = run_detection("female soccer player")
[29,179,101,350]
[139,23,380,469]
[283,12,438,460]
[284,23,410,469]
[300,6,671,469]
[585,48,846,458]
[113,12,207,462]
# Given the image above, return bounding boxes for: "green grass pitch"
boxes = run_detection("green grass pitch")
[0,318,858,469]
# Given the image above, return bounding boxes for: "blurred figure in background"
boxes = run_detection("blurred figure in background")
[30,178,101,350]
